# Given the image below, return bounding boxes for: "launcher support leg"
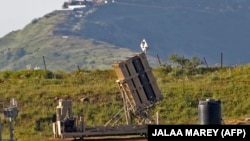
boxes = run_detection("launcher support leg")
[119,82,132,125]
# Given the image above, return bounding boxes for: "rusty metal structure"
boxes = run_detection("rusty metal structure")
[52,52,163,140]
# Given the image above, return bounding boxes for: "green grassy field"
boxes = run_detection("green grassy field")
[0,65,250,140]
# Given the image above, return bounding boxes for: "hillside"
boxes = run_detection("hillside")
[1,0,250,71]
[0,11,142,71]
[82,0,250,66]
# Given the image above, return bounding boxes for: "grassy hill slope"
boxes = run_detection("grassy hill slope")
[0,11,147,71]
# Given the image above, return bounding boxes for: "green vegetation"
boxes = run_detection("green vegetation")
[0,64,250,140]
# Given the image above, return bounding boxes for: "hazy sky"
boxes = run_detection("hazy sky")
[0,0,66,38]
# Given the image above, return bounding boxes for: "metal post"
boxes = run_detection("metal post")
[0,117,2,141]
[157,54,161,66]
[9,117,14,141]
[3,99,18,141]
[221,52,223,68]
[122,89,130,125]
[156,111,159,125]
[80,116,85,132]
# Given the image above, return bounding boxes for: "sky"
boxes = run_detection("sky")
[0,0,66,38]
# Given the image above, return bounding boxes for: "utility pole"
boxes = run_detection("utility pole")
[43,56,47,71]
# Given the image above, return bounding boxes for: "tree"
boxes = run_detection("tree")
[169,54,203,69]
[169,54,188,68]
[191,56,203,68]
